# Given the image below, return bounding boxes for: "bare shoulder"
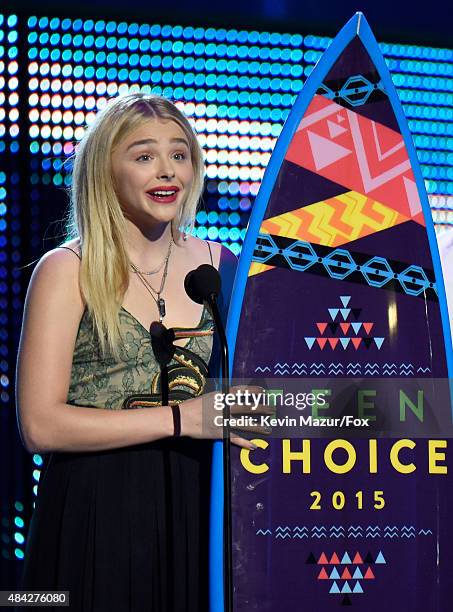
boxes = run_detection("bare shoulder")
[181,236,236,271]
[27,243,84,313]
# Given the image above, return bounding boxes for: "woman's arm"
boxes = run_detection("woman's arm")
[16,248,175,453]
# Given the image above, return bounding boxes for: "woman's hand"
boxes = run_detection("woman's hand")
[180,385,273,450]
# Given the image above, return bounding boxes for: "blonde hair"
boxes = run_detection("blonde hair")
[64,92,205,357]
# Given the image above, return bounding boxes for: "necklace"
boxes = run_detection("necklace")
[130,238,173,275]
[130,240,173,322]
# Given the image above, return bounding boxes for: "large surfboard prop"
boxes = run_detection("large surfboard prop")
[210,11,453,612]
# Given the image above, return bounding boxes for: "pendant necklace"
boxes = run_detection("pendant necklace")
[130,239,173,322]
[130,237,173,276]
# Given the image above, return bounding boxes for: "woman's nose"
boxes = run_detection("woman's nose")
[156,158,175,179]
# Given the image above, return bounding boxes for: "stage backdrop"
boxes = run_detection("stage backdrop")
[0,10,452,589]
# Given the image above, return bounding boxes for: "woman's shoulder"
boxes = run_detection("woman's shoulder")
[182,235,237,270]
[28,240,83,304]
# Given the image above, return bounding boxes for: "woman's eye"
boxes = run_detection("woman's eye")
[173,152,187,161]
[137,154,152,162]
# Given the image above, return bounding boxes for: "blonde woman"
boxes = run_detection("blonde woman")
[16,93,259,611]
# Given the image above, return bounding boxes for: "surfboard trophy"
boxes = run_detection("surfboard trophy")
[210,11,453,612]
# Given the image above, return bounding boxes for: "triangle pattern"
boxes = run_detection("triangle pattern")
[328,308,339,321]
[305,337,316,349]
[364,567,375,579]
[375,551,386,564]
[327,119,348,139]
[340,322,350,334]
[352,567,363,579]
[341,567,352,580]
[351,322,362,334]
[353,581,364,594]
[330,567,340,580]
[318,567,329,579]
[318,552,329,564]
[341,581,352,594]
[330,581,340,594]
[363,322,374,335]
[341,552,352,564]
[340,338,350,349]
[307,130,352,171]
[304,296,386,352]
[340,308,350,320]
[330,552,340,565]
[353,552,363,564]
[317,322,328,335]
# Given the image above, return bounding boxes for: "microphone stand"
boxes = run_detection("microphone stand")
[150,322,176,609]
[184,264,233,612]
[206,294,233,612]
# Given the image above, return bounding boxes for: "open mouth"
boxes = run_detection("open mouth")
[146,188,180,203]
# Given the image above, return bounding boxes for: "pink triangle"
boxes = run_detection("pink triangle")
[351,338,362,350]
[353,552,363,564]
[328,338,339,349]
[317,322,328,335]
[327,119,348,139]
[341,567,352,579]
[317,338,327,349]
[330,552,340,565]
[340,322,350,334]
[307,130,352,171]
[363,322,374,335]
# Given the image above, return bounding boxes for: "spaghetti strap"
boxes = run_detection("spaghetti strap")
[206,241,213,266]
[56,246,81,260]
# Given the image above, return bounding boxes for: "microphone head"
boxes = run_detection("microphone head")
[184,264,221,304]
[150,321,176,366]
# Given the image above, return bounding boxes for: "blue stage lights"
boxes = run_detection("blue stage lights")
[15,11,452,268]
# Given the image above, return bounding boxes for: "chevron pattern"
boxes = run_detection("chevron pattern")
[261,190,407,247]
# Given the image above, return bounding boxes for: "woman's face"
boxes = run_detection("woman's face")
[111,118,194,229]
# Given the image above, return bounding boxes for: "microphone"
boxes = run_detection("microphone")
[184,263,221,305]
[150,321,176,406]
[184,262,233,612]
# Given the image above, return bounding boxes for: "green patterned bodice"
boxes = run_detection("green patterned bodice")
[67,306,214,410]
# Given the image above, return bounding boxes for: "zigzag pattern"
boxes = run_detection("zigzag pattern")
[261,190,407,248]
[255,525,434,539]
[254,361,430,377]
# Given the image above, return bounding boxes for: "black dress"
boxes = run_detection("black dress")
[21,302,216,612]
